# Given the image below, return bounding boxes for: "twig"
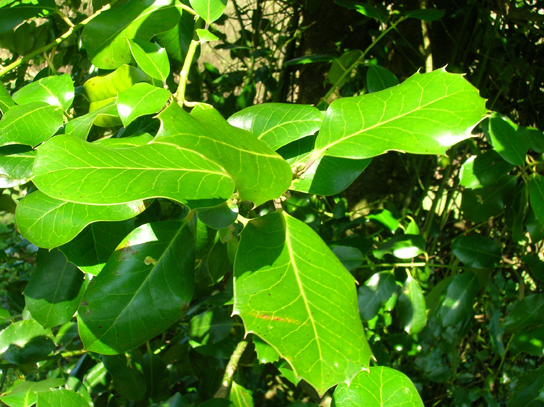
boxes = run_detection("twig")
[214,339,249,398]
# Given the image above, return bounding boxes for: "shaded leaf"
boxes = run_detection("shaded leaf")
[102,354,146,400]
[451,235,501,269]
[0,379,64,407]
[156,13,194,63]
[16,190,147,249]
[459,150,514,189]
[189,307,233,345]
[438,272,479,327]
[234,211,372,395]
[35,388,89,407]
[197,202,237,230]
[78,219,195,354]
[485,114,529,166]
[332,246,363,271]
[328,50,362,88]
[504,294,544,332]
[189,0,227,24]
[373,234,425,259]
[529,175,544,226]
[128,39,170,82]
[0,319,55,365]
[397,275,426,335]
[12,74,74,111]
[0,0,57,33]
[358,271,397,321]
[315,69,487,159]
[229,381,254,407]
[116,83,170,126]
[405,8,445,21]
[0,144,35,188]
[366,65,398,93]
[510,325,544,357]
[65,100,120,140]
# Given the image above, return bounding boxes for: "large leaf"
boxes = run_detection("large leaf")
[154,103,292,207]
[155,12,194,63]
[0,0,58,33]
[233,210,372,395]
[32,135,235,208]
[358,271,397,321]
[315,68,487,159]
[0,379,64,407]
[0,144,35,187]
[189,0,227,24]
[438,272,480,327]
[60,220,135,275]
[24,249,84,329]
[332,366,424,407]
[0,319,55,365]
[12,74,74,111]
[0,102,63,147]
[503,294,544,332]
[128,39,170,83]
[36,388,89,407]
[81,0,182,69]
[16,190,147,249]
[451,235,501,269]
[78,219,195,354]
[116,83,170,126]
[529,175,544,226]
[397,275,426,335]
[485,114,529,166]
[228,104,323,151]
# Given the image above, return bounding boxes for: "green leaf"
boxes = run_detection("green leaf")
[117,83,170,126]
[283,54,336,66]
[510,325,544,356]
[316,68,487,159]
[189,0,227,24]
[397,275,426,335]
[78,219,195,354]
[189,308,233,345]
[485,114,529,166]
[328,50,362,89]
[32,135,235,208]
[156,13,194,63]
[438,272,480,327]
[128,39,171,82]
[102,354,146,400]
[334,1,387,21]
[24,249,84,329]
[332,366,424,406]
[0,319,55,365]
[229,381,254,407]
[358,271,397,321]
[35,388,89,407]
[0,379,64,407]
[529,175,544,226]
[60,220,135,275]
[451,235,501,269]
[12,74,74,111]
[253,335,279,364]
[228,103,323,151]
[0,144,35,188]
[16,190,147,249]
[0,102,63,147]
[523,255,544,282]
[459,150,514,189]
[65,100,120,140]
[196,28,219,43]
[197,202,237,230]
[81,0,182,69]
[366,65,398,93]
[0,81,15,113]
[405,8,445,21]
[520,126,544,154]
[373,234,426,259]
[154,103,292,207]
[234,211,372,395]
[0,0,58,33]
[84,64,148,105]
[93,133,154,148]
[367,209,399,232]
[504,294,544,332]
[332,246,363,271]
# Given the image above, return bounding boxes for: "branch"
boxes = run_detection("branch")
[213,339,249,398]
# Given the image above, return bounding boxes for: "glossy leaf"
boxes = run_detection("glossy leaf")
[65,100,120,140]
[78,219,195,354]
[397,275,426,335]
[12,74,74,111]
[16,190,147,249]
[0,81,15,113]
[189,307,233,345]
[485,114,528,166]
[234,211,372,395]
[229,381,254,407]
[197,202,237,230]
[196,28,219,43]
[93,133,154,148]
[0,102,63,147]
[154,103,292,207]
[333,366,424,407]
[358,271,397,321]
[315,68,487,159]
[128,39,170,82]
[81,0,182,69]
[0,319,55,365]
[510,326,544,356]
[189,0,227,24]
[228,103,323,151]
[451,235,501,269]
[0,379,64,407]
[116,83,170,126]
[459,150,514,189]
[156,13,194,63]
[373,234,426,259]
[366,65,398,93]
[102,354,146,400]
[367,209,399,232]
[24,249,84,329]
[503,294,544,332]
[0,144,35,188]
[60,220,135,275]
[0,0,57,33]
[84,64,148,103]
[529,175,544,226]
[438,272,479,327]
[35,388,89,407]
[253,335,280,364]
[32,135,235,208]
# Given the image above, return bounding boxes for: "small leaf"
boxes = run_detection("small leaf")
[0,81,16,113]
[397,275,426,335]
[78,220,195,354]
[65,100,120,140]
[0,319,55,365]
[84,64,148,103]
[0,379,64,407]
[35,388,90,407]
[253,335,279,364]
[0,102,63,147]
[189,308,233,345]
[24,249,84,329]
[366,209,399,232]
[358,271,397,321]
[332,246,363,271]
[504,294,544,332]
[529,175,544,226]
[128,39,171,82]
[283,54,336,66]
[328,50,362,88]
[366,65,398,93]
[438,272,480,327]
[0,144,35,188]
[459,150,514,189]
[12,74,74,111]
[102,354,146,400]
[16,190,147,249]
[197,202,237,230]
[510,326,544,356]
[485,114,529,166]
[116,83,170,126]
[189,0,227,24]
[234,211,372,395]
[373,235,426,259]
[229,381,254,407]
[228,103,323,151]
[196,28,219,43]
[332,366,424,407]
[405,8,445,21]
[316,69,487,159]
[0,0,58,33]
[451,235,501,269]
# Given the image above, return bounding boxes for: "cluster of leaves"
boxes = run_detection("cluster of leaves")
[0,0,544,406]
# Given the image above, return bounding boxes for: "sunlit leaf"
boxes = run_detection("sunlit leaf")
[116,83,170,126]
[358,271,397,321]
[36,388,89,407]
[0,379,64,407]
[0,144,35,187]
[0,82,15,113]
[229,381,254,407]
[459,150,514,189]
[128,39,171,82]
[397,275,426,335]
[65,101,120,140]
[0,319,55,365]
[189,0,227,24]
[12,74,74,111]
